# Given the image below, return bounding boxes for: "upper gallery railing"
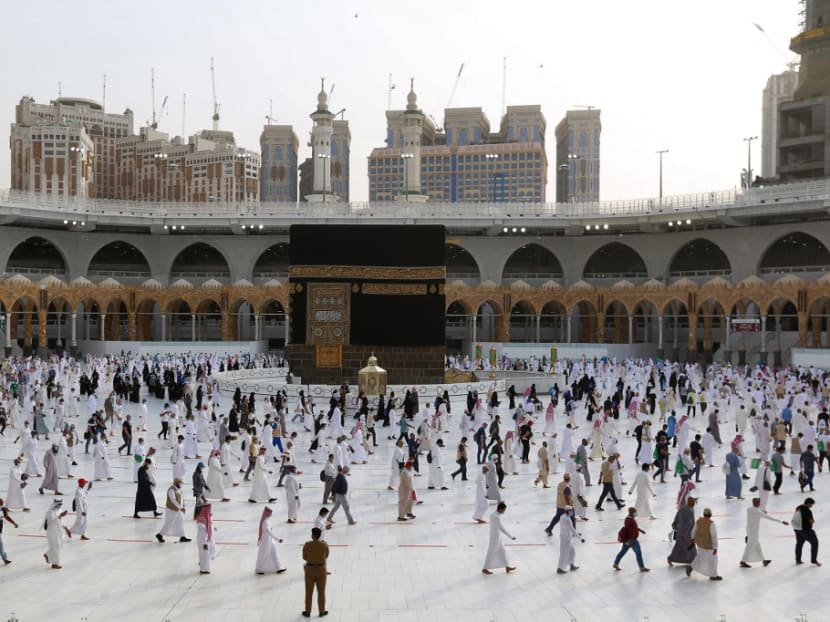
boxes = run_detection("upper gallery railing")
[1,178,829,223]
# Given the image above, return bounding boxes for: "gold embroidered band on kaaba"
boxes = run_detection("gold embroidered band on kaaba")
[290,265,446,280]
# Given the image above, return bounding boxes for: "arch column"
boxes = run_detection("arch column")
[672,314,680,361]
[627,315,633,345]
[221,310,232,341]
[566,316,572,343]
[161,313,166,341]
[811,315,821,348]
[687,312,698,358]
[99,313,106,341]
[723,316,731,364]
[702,315,713,362]
[596,312,605,343]
[37,309,48,357]
[496,314,509,343]
[759,315,768,365]
[798,312,809,348]
[23,305,33,352]
[128,312,137,341]
[191,314,197,341]
[71,313,77,354]
[4,312,11,356]
[656,315,664,359]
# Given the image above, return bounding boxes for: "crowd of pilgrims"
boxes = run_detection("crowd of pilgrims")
[0,350,826,578]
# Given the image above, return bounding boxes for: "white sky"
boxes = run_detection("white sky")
[0,0,801,203]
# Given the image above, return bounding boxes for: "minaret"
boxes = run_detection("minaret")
[305,78,337,202]
[396,79,429,202]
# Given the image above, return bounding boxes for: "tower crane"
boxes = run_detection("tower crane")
[447,62,464,108]
[210,57,220,131]
[147,68,169,129]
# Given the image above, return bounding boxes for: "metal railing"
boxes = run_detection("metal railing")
[2,177,830,224]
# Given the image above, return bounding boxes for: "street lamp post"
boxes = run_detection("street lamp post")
[743,135,758,192]
[154,152,168,201]
[401,152,414,201]
[318,153,330,203]
[485,153,499,201]
[568,153,580,204]
[69,145,84,199]
[656,149,669,205]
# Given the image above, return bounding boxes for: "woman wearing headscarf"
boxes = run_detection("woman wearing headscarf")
[205,449,229,502]
[249,447,276,503]
[255,506,286,575]
[196,503,215,574]
[134,459,161,518]
[503,431,518,475]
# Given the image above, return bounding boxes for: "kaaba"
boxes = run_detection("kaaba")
[286,225,446,384]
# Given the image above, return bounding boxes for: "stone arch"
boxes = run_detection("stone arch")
[259,299,287,345]
[583,242,647,280]
[568,299,599,343]
[6,236,68,277]
[667,238,732,278]
[759,232,830,275]
[446,243,481,282]
[540,300,567,343]
[475,299,505,343]
[166,298,193,342]
[135,297,161,341]
[103,297,129,340]
[169,243,231,281]
[603,299,630,344]
[446,300,473,352]
[501,243,564,282]
[76,297,103,341]
[195,298,222,341]
[631,298,659,344]
[808,296,830,348]
[696,298,727,357]
[509,299,538,342]
[765,297,798,333]
[10,294,41,352]
[88,240,151,279]
[253,243,290,279]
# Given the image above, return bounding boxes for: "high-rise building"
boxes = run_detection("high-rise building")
[368,91,547,203]
[330,119,351,201]
[778,0,830,180]
[761,69,798,178]
[260,124,299,202]
[555,109,601,203]
[11,95,258,202]
[115,128,259,203]
[11,96,133,198]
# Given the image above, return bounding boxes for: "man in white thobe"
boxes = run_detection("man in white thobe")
[43,498,71,569]
[686,507,721,580]
[69,479,92,540]
[156,479,191,543]
[481,501,516,574]
[740,497,789,568]
[557,506,582,574]
[473,465,489,523]
[284,466,301,523]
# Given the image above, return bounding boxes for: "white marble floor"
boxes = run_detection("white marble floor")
[0,388,825,622]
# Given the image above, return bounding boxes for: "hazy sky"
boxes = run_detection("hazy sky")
[1,0,800,203]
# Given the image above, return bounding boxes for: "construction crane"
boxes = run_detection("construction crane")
[387,73,396,110]
[447,62,464,108]
[265,115,279,125]
[572,104,596,110]
[265,99,277,125]
[210,57,220,131]
[753,22,799,70]
[334,108,346,120]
